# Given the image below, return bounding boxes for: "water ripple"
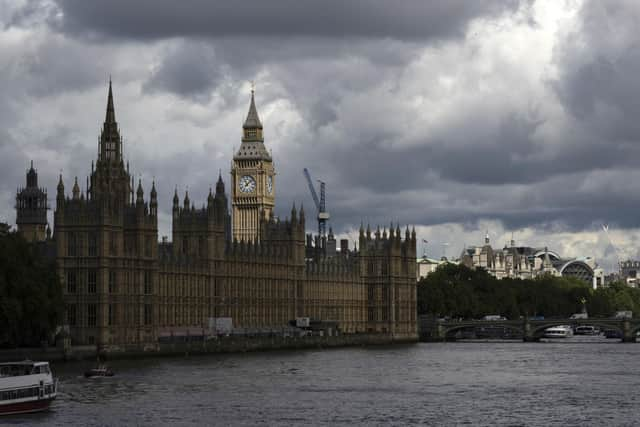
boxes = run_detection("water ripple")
[4,341,640,425]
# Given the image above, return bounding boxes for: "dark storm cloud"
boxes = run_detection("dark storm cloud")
[554,42,640,143]
[21,38,109,97]
[552,2,640,145]
[143,42,226,101]
[318,166,640,234]
[5,0,640,268]
[140,35,423,109]
[52,0,519,41]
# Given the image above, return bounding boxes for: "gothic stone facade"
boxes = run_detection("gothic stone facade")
[47,83,417,349]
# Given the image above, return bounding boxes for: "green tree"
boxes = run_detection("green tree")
[0,225,63,347]
[417,263,625,319]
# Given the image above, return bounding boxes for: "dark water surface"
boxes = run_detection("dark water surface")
[4,340,640,426]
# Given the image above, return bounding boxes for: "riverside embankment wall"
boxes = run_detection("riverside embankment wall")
[0,334,418,363]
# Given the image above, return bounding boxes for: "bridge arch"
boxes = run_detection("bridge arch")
[443,322,524,339]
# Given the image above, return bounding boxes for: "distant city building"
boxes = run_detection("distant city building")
[619,260,640,287]
[459,233,604,288]
[416,256,453,281]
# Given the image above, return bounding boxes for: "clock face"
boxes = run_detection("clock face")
[267,176,273,194]
[239,175,256,193]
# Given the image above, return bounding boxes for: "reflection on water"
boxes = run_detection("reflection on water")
[4,341,640,426]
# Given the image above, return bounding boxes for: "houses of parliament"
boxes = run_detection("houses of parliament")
[14,82,417,350]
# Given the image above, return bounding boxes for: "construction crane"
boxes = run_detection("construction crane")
[303,168,330,236]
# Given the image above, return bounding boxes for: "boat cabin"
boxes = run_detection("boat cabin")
[0,361,51,377]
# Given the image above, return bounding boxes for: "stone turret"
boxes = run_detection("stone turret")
[207,187,214,210]
[72,177,80,200]
[16,161,49,242]
[57,175,64,204]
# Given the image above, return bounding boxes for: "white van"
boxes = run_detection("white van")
[569,313,588,319]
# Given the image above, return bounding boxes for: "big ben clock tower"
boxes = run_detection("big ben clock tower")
[231,89,275,242]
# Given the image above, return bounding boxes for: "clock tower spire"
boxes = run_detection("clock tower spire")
[231,87,275,242]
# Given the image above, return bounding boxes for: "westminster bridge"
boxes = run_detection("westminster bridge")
[419,316,640,342]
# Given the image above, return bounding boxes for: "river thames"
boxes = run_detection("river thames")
[5,340,640,426]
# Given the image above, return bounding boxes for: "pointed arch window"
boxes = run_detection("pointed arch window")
[67,232,77,256]
[88,233,97,256]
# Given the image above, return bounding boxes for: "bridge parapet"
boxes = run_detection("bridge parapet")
[418,317,640,343]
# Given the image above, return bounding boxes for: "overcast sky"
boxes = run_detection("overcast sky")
[2,0,640,271]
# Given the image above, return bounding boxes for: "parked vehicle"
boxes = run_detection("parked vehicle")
[569,313,588,320]
[482,315,507,321]
[613,311,632,319]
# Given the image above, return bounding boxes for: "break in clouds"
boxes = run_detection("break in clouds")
[2,0,640,271]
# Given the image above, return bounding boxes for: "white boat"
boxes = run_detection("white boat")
[0,361,57,415]
[543,325,573,338]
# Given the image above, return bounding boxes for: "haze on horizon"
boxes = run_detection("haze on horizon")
[1,0,639,272]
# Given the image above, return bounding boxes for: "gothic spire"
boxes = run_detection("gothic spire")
[98,79,122,164]
[183,190,190,208]
[243,87,262,130]
[215,171,225,195]
[57,174,64,194]
[106,78,116,124]
[136,179,144,203]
